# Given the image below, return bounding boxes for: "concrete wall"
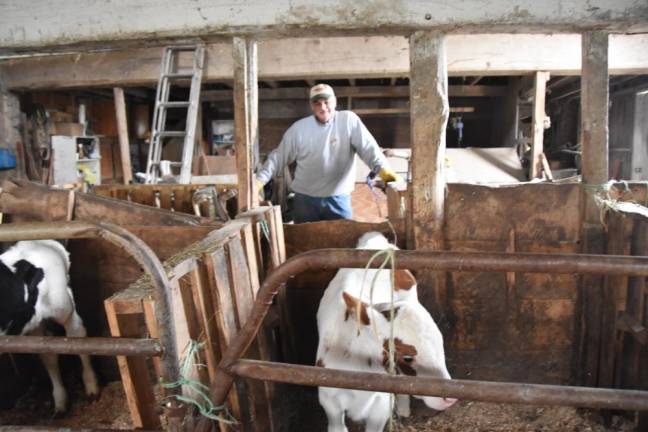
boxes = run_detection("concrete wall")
[1,1,647,55]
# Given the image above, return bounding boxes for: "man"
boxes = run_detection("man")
[256,83,402,223]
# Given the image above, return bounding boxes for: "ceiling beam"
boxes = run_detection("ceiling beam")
[2,34,648,90]
[2,1,647,55]
[202,85,507,101]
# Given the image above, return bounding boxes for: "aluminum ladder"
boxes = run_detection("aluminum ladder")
[145,45,204,184]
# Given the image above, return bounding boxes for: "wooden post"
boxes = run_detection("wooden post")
[530,71,550,179]
[113,87,133,184]
[581,32,610,190]
[578,31,609,387]
[409,31,449,314]
[247,40,260,201]
[233,37,258,214]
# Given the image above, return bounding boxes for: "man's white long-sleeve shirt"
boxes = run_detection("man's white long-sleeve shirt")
[257,110,387,197]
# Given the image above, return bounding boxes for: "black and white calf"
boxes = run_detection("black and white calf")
[0,240,99,414]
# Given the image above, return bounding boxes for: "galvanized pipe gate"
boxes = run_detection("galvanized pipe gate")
[0,222,185,431]
[212,249,648,412]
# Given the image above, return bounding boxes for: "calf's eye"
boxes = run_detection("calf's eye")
[402,355,414,363]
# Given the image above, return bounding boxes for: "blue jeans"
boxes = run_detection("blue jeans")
[292,193,352,223]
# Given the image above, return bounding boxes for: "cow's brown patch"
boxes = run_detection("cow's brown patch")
[316,358,325,368]
[342,291,370,325]
[394,270,416,291]
[382,338,418,376]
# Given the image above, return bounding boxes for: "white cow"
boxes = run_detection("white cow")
[316,232,456,432]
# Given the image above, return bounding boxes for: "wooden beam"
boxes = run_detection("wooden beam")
[203,84,506,101]
[581,32,610,194]
[113,87,133,184]
[578,31,609,388]
[409,31,448,313]
[3,35,648,90]
[233,37,256,213]
[2,1,647,54]
[247,39,259,209]
[353,106,474,116]
[104,300,160,429]
[530,71,550,179]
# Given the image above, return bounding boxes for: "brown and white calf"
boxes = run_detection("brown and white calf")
[0,240,99,414]
[316,232,456,432]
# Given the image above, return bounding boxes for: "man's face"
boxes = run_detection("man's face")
[311,97,336,123]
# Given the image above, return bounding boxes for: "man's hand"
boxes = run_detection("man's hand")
[256,179,265,201]
[378,167,404,183]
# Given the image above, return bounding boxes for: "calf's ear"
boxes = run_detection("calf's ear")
[342,292,371,325]
[394,270,416,291]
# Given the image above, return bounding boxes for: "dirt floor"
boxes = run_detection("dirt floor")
[281,386,637,432]
[0,380,133,429]
[0,380,638,431]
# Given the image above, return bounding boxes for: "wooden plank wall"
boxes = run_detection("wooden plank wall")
[603,210,648,429]
[103,207,285,431]
[284,183,582,384]
[444,183,581,384]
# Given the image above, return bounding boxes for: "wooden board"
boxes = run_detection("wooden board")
[0,179,218,226]
[205,247,248,427]
[4,35,648,90]
[282,184,584,383]
[92,183,237,216]
[104,300,160,430]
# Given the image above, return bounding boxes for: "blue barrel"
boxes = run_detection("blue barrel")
[0,148,17,169]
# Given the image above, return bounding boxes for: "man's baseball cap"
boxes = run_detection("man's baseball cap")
[309,84,335,102]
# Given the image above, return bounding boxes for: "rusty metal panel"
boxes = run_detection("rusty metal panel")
[446,183,581,244]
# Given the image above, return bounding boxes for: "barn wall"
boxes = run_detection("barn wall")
[443,183,581,384]
[283,183,582,385]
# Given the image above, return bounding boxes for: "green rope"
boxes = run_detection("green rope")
[161,340,237,424]
[260,219,271,242]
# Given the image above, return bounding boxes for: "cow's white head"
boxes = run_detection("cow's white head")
[342,291,457,411]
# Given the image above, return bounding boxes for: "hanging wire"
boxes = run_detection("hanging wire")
[354,245,403,431]
[161,340,237,424]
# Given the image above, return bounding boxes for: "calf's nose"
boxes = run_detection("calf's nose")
[443,397,458,408]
